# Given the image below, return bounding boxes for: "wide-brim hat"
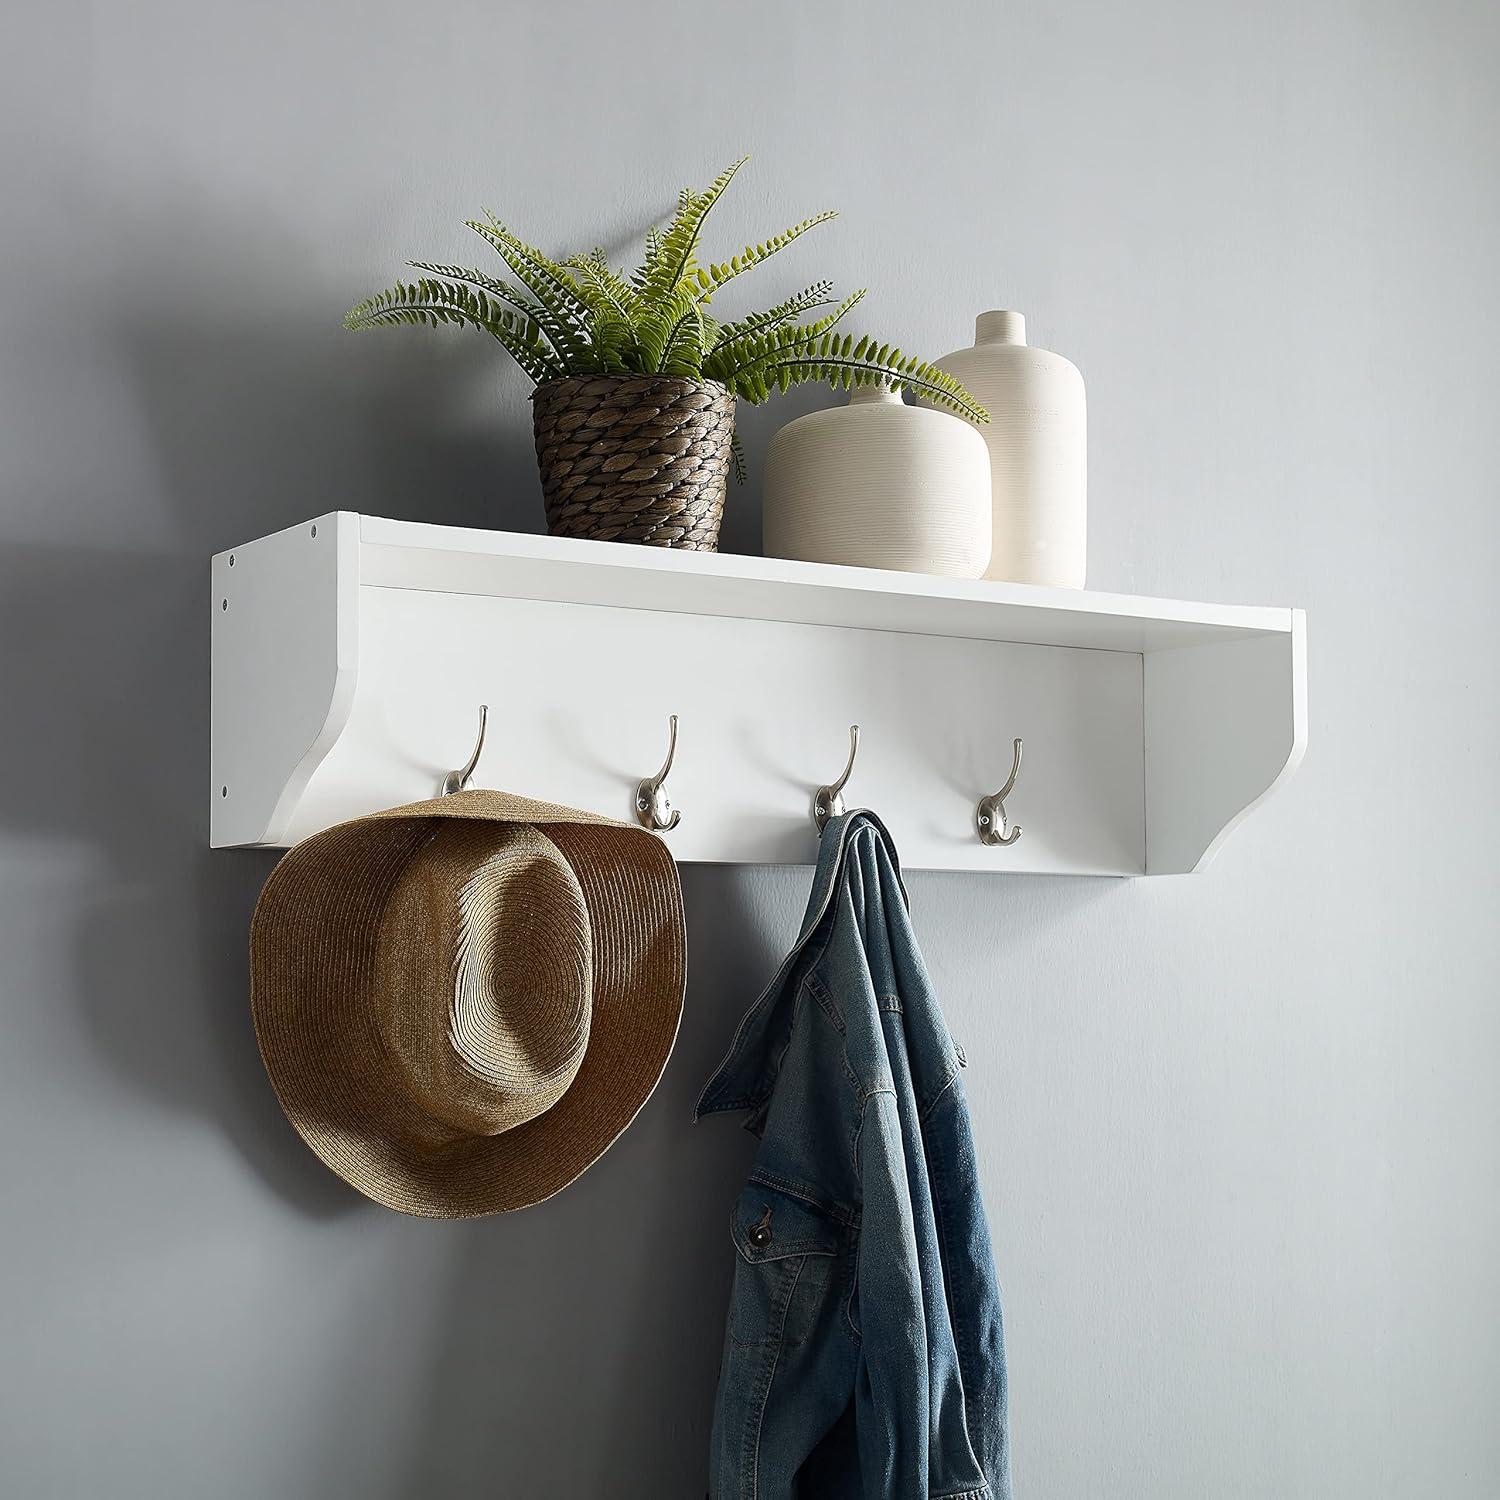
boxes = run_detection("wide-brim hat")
[249,789,686,1218]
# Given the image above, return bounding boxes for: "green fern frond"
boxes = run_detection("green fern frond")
[407,261,538,320]
[800,287,865,339]
[591,316,637,373]
[638,157,749,305]
[637,287,704,374]
[692,212,838,303]
[703,289,866,389]
[468,218,594,371]
[344,279,563,383]
[559,253,645,370]
[631,225,668,297]
[634,224,663,293]
[709,280,837,357]
[706,296,986,420]
[660,306,711,376]
[755,336,988,421]
[662,304,721,377]
[564,249,642,321]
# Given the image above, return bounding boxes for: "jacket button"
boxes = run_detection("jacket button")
[748,1207,773,1249]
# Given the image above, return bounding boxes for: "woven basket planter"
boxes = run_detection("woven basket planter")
[531,374,736,550]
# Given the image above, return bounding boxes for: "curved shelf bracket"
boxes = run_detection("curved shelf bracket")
[210,512,359,848]
[1142,611,1307,873]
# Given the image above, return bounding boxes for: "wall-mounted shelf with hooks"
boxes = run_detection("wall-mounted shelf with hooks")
[210,513,1306,875]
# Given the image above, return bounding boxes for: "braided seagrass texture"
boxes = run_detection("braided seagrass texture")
[531,375,736,549]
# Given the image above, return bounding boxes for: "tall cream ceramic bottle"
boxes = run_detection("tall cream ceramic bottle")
[930,310,1087,588]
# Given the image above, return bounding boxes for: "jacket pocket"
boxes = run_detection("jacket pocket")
[726,1184,840,1350]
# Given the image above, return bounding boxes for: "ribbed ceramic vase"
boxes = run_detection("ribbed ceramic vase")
[928,310,1087,588]
[762,387,991,577]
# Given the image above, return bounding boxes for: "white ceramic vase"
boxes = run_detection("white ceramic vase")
[762,387,991,578]
[928,310,1087,588]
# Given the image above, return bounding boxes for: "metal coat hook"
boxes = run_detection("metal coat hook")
[441,705,489,796]
[976,737,1023,846]
[635,714,682,831]
[813,724,861,833]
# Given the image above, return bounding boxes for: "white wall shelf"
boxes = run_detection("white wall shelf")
[210,512,1307,875]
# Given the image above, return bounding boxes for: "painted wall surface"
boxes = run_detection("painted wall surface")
[2,2,1496,1495]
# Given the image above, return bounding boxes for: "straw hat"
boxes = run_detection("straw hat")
[249,789,686,1218]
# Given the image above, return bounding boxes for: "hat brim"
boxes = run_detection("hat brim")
[249,790,686,1218]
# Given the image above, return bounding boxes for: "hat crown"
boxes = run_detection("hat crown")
[374,821,592,1139]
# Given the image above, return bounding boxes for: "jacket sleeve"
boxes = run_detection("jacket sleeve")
[853,1087,932,1499]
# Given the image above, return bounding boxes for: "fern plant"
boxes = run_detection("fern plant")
[345,158,988,432]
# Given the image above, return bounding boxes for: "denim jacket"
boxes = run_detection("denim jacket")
[697,812,1010,1500]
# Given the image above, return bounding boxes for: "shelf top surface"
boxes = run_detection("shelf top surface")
[232,513,1301,653]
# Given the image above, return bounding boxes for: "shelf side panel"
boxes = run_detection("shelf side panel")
[1142,612,1307,874]
[210,513,359,847]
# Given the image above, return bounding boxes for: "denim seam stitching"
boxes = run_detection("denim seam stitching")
[738,1258,789,1492]
[925,1097,992,1493]
[804,969,848,1035]
[918,1061,962,1124]
[844,1231,863,1342]
[737,1238,836,1261]
[806,969,867,1097]
[697,928,831,1115]
[852,1087,897,1182]
[705,973,822,1115]
[746,1169,859,1230]
[758,974,805,1112]
[743,1254,805,1500]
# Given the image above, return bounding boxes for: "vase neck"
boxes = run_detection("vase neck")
[975,309,1026,346]
[848,385,904,406]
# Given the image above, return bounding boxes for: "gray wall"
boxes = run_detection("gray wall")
[2,2,1496,1495]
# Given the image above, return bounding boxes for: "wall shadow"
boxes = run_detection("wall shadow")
[386,864,773,1497]
[0,541,350,1214]
[0,183,556,1215]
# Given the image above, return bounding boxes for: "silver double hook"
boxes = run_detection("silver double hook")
[636,714,682,831]
[813,724,861,833]
[975,737,1023,846]
[440,705,489,796]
